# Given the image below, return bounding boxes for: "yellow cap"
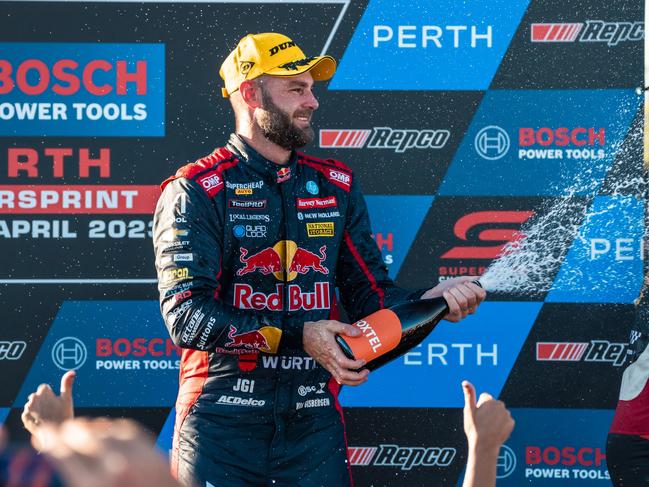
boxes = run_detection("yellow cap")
[219,32,337,98]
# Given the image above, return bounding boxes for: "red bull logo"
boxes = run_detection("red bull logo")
[237,247,283,276]
[236,241,329,281]
[276,167,291,183]
[218,325,282,354]
[225,325,270,350]
[288,245,328,275]
[234,282,331,311]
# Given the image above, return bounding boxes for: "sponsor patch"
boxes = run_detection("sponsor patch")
[296,196,337,210]
[306,222,334,237]
[228,199,267,210]
[196,171,224,197]
[235,188,253,195]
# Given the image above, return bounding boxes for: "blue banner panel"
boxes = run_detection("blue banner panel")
[330,0,529,90]
[15,301,177,407]
[156,408,175,457]
[0,43,165,136]
[438,90,640,196]
[0,408,8,427]
[364,195,433,279]
[340,301,541,407]
[547,196,644,303]
[465,408,614,486]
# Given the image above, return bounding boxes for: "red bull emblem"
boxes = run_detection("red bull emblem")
[276,167,291,183]
[288,245,328,275]
[237,247,283,276]
[234,282,331,311]
[225,325,270,350]
[236,241,329,281]
[217,325,282,354]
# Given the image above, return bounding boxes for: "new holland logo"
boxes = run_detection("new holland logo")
[320,127,450,153]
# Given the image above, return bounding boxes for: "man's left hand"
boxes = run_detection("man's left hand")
[421,276,486,322]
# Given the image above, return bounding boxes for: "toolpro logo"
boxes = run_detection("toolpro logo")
[531,21,643,46]
[319,127,450,153]
[536,340,628,367]
[0,43,164,136]
[439,211,534,280]
[348,445,456,470]
[234,240,330,311]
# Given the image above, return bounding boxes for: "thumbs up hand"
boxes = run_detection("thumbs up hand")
[22,371,76,437]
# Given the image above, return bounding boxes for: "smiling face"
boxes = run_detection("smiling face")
[254,71,320,150]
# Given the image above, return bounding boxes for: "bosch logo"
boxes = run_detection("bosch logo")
[496,445,516,478]
[52,336,87,371]
[475,126,510,160]
[0,341,27,360]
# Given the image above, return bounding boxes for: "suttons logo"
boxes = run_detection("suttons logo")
[531,21,643,46]
[536,340,628,367]
[348,445,456,471]
[320,127,450,153]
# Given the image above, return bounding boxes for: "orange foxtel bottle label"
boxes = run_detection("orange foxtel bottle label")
[345,309,402,362]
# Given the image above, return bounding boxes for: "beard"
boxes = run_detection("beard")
[256,88,314,150]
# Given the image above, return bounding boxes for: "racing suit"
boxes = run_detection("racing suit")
[607,299,649,486]
[153,134,425,486]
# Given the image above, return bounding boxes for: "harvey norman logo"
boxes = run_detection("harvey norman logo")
[320,127,450,153]
[531,21,643,46]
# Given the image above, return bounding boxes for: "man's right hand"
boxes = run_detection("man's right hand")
[22,371,76,437]
[303,320,369,386]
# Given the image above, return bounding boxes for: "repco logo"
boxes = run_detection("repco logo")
[269,41,295,56]
[441,211,534,259]
[348,445,456,470]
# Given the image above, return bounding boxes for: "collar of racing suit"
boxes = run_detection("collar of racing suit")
[227,133,298,183]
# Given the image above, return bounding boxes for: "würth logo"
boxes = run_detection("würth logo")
[320,127,450,153]
[536,340,629,367]
[531,23,583,42]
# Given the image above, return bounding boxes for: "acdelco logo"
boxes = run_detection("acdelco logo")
[348,445,456,470]
[441,211,534,259]
[320,127,450,153]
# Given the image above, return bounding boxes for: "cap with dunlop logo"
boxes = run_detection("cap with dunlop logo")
[219,32,336,98]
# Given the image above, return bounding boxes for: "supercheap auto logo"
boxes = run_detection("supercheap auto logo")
[531,21,643,46]
[0,43,164,136]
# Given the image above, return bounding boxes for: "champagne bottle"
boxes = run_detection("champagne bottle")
[336,282,482,371]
